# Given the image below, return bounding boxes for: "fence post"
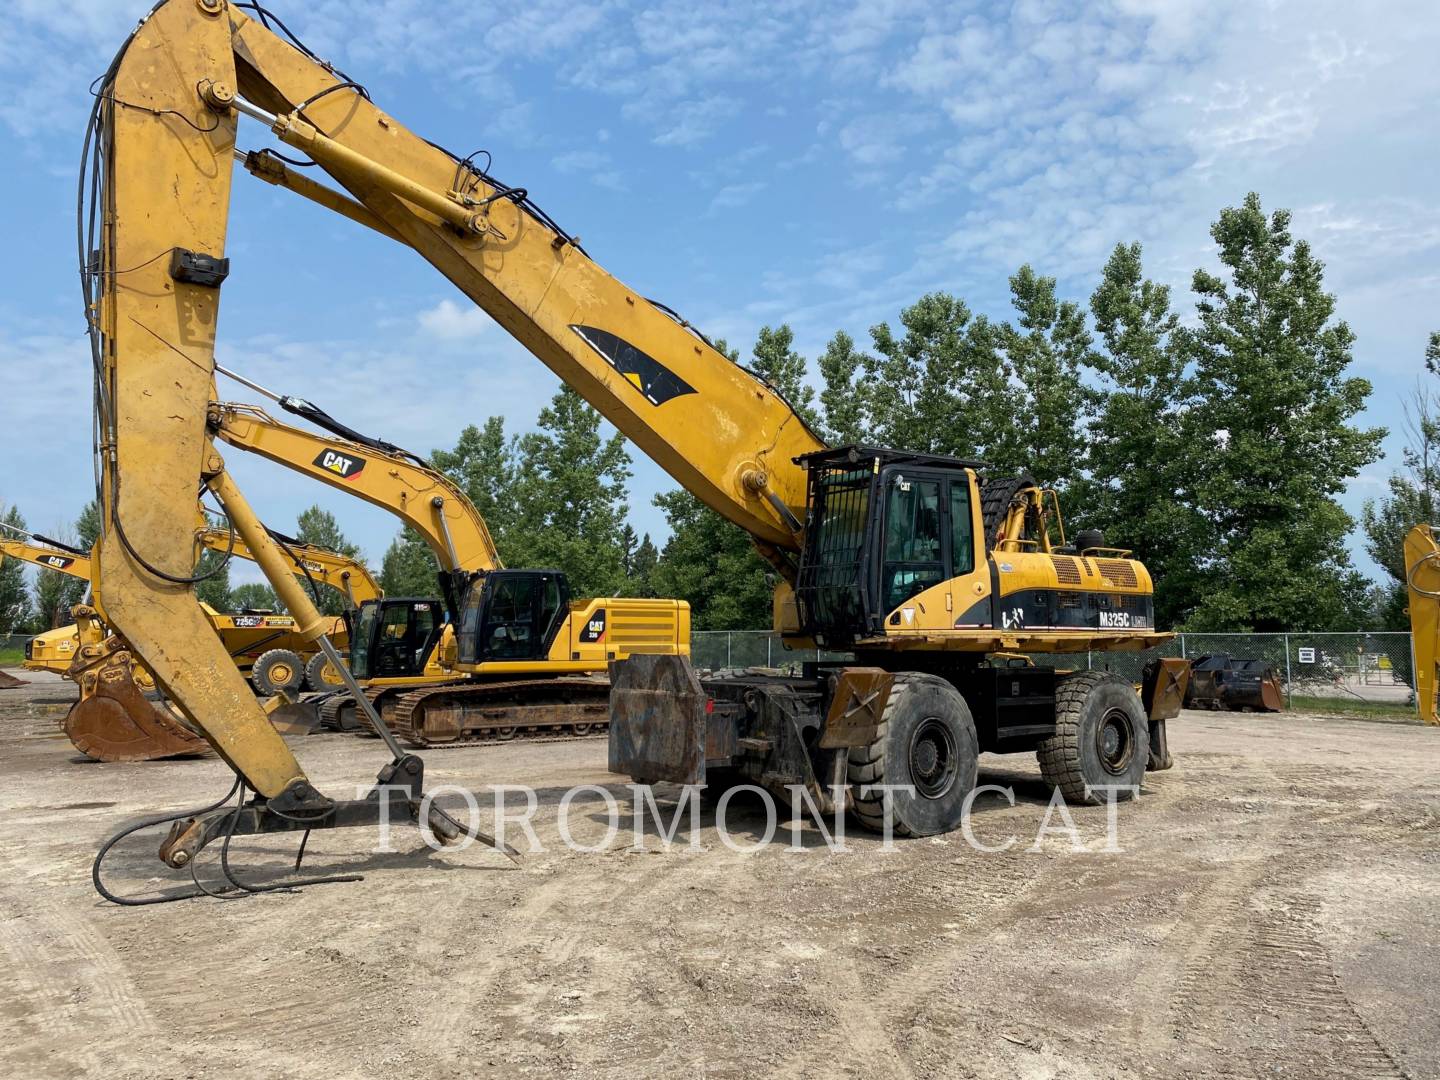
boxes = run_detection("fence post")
[767,635,772,667]
[1283,633,1292,706]
[1180,633,1186,660]
[727,632,732,669]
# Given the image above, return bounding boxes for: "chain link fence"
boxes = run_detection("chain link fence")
[690,630,1417,709]
[0,633,30,664]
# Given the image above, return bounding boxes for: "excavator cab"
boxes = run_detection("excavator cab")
[796,447,985,647]
[456,570,571,665]
[349,599,446,680]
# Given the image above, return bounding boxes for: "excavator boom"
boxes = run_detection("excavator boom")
[1404,525,1440,726]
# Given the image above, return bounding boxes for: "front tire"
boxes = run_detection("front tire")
[251,649,305,697]
[1037,672,1150,804]
[848,673,979,837]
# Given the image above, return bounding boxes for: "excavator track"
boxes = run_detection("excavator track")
[366,677,613,748]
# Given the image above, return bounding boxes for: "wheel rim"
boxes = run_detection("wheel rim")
[1096,708,1135,775]
[908,717,958,799]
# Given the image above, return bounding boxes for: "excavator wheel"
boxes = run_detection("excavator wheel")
[251,649,305,697]
[64,664,209,762]
[1037,671,1150,804]
[847,673,979,837]
[306,651,345,692]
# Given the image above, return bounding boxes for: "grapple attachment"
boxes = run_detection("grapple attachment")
[608,654,706,784]
[63,639,209,762]
[1184,654,1284,713]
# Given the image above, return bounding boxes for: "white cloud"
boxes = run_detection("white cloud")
[416,299,498,342]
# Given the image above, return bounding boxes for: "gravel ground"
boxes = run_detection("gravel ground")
[1,669,1437,1079]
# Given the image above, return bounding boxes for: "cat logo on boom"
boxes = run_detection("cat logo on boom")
[39,555,74,570]
[313,448,366,480]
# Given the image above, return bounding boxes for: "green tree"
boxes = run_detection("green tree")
[650,488,775,629]
[508,387,632,596]
[750,324,819,429]
[619,525,659,597]
[817,330,869,445]
[430,417,517,541]
[1081,242,1211,627]
[31,500,103,629]
[230,582,282,613]
[1184,193,1384,631]
[0,505,32,636]
[1362,344,1440,629]
[294,504,361,615]
[996,266,1097,493]
[379,528,440,597]
[860,293,1013,461]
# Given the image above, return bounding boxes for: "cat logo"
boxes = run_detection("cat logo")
[313,448,365,480]
[579,608,607,643]
[39,555,74,570]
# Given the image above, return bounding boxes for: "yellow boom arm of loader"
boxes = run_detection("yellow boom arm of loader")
[1404,524,1440,726]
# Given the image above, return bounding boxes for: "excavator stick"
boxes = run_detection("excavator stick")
[62,609,208,761]
[1404,524,1440,726]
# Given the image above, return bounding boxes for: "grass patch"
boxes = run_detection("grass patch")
[0,649,24,667]
[1287,694,1418,723]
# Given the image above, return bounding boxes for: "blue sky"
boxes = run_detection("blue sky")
[1,0,1436,593]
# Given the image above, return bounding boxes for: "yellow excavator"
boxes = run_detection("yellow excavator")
[3,521,379,760]
[77,1,1183,892]
[5,523,376,694]
[1403,524,1440,725]
[207,387,690,744]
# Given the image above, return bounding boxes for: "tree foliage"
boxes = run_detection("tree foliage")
[1182,194,1384,630]
[379,528,440,598]
[1362,340,1440,629]
[294,504,361,615]
[231,582,282,613]
[0,505,32,636]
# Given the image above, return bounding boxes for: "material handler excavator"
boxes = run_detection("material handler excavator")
[1403,524,1440,726]
[81,0,1187,895]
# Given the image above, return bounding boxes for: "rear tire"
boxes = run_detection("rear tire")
[848,673,978,837]
[1037,672,1149,804]
[251,649,305,697]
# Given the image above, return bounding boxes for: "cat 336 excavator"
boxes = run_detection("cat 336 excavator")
[79,0,1186,895]
[206,378,690,745]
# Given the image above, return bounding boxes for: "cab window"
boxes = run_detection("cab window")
[950,479,974,575]
[882,476,943,611]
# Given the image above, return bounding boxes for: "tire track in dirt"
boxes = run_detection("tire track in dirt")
[0,881,156,1076]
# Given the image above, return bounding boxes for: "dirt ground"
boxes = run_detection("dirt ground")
[1,670,1436,1080]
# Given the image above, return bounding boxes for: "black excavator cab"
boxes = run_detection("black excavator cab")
[348,598,447,679]
[794,446,984,648]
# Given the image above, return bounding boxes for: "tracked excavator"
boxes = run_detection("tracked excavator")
[205,384,689,744]
[79,0,1187,895]
[5,522,376,694]
[1404,524,1440,726]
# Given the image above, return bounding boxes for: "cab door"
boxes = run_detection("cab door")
[471,570,569,664]
[877,468,988,634]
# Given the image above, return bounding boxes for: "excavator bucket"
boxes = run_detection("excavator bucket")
[63,646,209,762]
[0,670,25,689]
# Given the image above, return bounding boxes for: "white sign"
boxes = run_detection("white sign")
[1297,647,1316,664]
